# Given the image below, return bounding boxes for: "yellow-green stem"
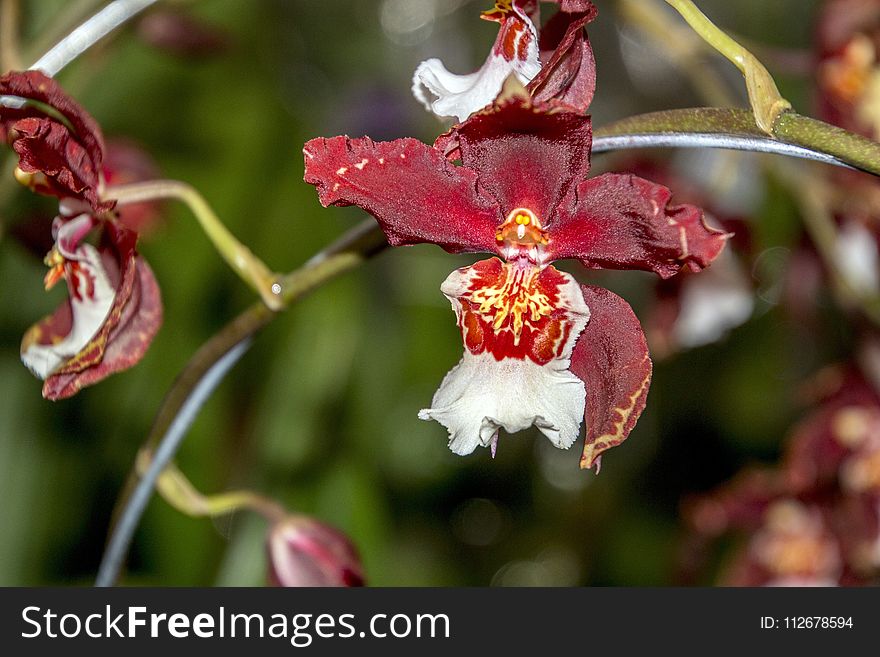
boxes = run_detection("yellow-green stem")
[618,0,735,107]
[136,450,286,523]
[665,0,791,134]
[105,180,284,310]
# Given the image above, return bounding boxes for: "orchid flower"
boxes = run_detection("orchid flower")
[304,77,727,470]
[1,70,162,400]
[413,0,597,122]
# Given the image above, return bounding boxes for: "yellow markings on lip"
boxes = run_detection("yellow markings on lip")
[470,263,553,343]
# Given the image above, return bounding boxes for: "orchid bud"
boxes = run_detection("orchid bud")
[267,515,365,587]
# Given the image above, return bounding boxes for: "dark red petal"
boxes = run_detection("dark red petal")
[303,136,501,254]
[548,0,597,13]
[0,71,110,211]
[42,224,162,400]
[548,173,729,278]
[445,92,592,223]
[527,5,597,111]
[0,71,104,157]
[570,285,652,470]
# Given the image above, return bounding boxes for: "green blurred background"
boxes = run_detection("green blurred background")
[0,0,838,586]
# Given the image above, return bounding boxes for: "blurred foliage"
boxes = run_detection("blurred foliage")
[0,0,852,587]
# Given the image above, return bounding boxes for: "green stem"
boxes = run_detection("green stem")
[665,0,791,134]
[106,180,284,310]
[138,454,286,523]
[617,0,737,107]
[103,219,387,584]
[594,108,880,177]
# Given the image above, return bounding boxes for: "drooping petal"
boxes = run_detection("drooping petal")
[548,173,729,278]
[527,3,598,111]
[412,0,541,122]
[444,82,592,222]
[419,258,590,454]
[570,285,652,470]
[303,136,501,254]
[43,254,162,400]
[21,218,162,400]
[0,70,111,212]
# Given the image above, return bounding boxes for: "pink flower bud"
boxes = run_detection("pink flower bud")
[267,516,365,587]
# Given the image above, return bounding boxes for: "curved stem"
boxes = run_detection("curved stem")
[593,108,880,176]
[23,0,106,68]
[29,0,157,77]
[140,457,286,523]
[617,0,737,107]
[95,338,252,587]
[107,179,284,310]
[665,0,791,134]
[99,219,387,586]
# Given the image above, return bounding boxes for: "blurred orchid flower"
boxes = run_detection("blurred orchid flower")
[1,70,162,399]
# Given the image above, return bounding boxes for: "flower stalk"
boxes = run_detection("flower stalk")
[594,108,880,176]
[665,0,791,134]
[107,179,285,310]
[137,454,286,523]
[99,218,387,586]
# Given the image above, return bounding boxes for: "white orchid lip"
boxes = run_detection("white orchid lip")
[412,0,540,122]
[420,257,590,455]
[21,213,116,380]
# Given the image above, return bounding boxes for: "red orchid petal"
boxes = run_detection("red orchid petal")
[548,173,729,278]
[41,223,162,400]
[448,93,592,222]
[527,4,597,111]
[570,285,652,470]
[0,71,110,212]
[303,136,501,254]
[548,0,597,13]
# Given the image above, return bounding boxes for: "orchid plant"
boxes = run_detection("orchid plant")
[2,0,880,588]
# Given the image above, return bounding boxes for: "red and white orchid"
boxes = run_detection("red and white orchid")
[303,77,727,469]
[1,70,162,400]
[413,0,597,122]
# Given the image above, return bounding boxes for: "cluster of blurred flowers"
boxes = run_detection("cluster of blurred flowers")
[681,360,880,586]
